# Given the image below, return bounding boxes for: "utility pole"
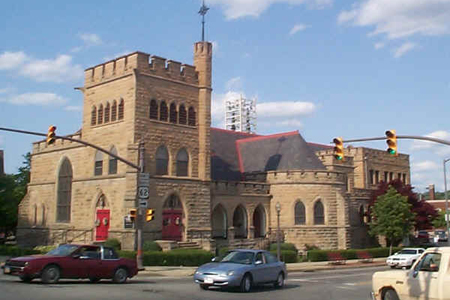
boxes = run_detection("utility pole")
[136,140,145,269]
[444,158,450,246]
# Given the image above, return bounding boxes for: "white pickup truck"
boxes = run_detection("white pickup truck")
[371,247,449,300]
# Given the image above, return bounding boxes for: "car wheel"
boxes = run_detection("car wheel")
[390,266,396,269]
[384,289,399,300]
[41,265,60,284]
[199,284,208,290]
[113,267,128,284]
[19,275,33,283]
[240,274,252,293]
[89,277,100,283]
[274,272,285,289]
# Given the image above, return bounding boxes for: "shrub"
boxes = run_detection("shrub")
[270,243,298,254]
[304,244,320,251]
[33,245,56,254]
[142,249,214,266]
[117,250,136,259]
[217,247,229,257]
[0,245,40,257]
[307,247,403,262]
[269,250,297,263]
[104,238,121,250]
[143,241,162,252]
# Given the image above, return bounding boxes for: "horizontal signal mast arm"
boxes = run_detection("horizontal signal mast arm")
[331,135,450,147]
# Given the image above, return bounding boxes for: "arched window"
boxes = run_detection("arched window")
[156,146,169,175]
[233,205,248,238]
[41,204,46,226]
[91,106,97,126]
[179,105,187,125]
[188,107,196,126]
[160,101,168,121]
[109,146,118,174]
[94,151,103,176]
[314,200,324,225]
[104,102,110,123]
[294,201,306,225]
[118,98,124,120]
[111,100,117,121]
[57,158,72,222]
[176,148,188,176]
[97,104,103,124]
[150,99,158,120]
[169,103,177,123]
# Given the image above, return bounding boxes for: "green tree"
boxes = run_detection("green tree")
[0,152,30,234]
[370,186,416,255]
[432,210,447,229]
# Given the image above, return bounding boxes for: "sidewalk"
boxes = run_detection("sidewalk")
[137,258,387,277]
[0,256,386,278]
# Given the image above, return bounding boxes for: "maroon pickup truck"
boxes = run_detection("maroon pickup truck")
[2,244,138,284]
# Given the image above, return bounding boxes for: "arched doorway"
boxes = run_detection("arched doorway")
[95,194,110,242]
[212,204,227,239]
[252,205,266,238]
[162,194,183,241]
[233,205,247,239]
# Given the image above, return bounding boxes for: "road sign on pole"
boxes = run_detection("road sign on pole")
[139,200,148,208]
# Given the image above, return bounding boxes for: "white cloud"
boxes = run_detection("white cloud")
[338,0,450,39]
[289,24,310,35]
[411,130,450,150]
[78,33,103,46]
[208,0,332,19]
[412,160,439,172]
[225,77,242,91]
[20,55,83,83]
[393,42,416,58]
[212,41,219,55]
[103,50,132,62]
[64,105,82,111]
[257,101,316,117]
[0,51,28,70]
[0,87,15,94]
[374,42,385,49]
[2,93,68,106]
[0,135,4,146]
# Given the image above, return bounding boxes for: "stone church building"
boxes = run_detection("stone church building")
[16,40,410,252]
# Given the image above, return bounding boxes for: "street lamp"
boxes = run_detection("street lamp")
[444,158,450,246]
[276,202,281,261]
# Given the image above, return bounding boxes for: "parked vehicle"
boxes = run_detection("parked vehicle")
[2,244,138,284]
[416,230,430,240]
[371,246,448,300]
[193,249,287,292]
[435,230,448,242]
[385,248,425,269]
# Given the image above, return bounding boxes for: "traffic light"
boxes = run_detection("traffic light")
[385,130,398,156]
[129,208,137,221]
[47,125,56,145]
[333,137,344,161]
[146,209,155,222]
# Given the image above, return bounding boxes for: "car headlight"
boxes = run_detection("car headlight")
[24,262,29,266]
[227,271,235,276]
[195,270,201,275]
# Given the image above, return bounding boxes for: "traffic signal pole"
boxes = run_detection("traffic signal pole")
[337,135,450,147]
[136,141,145,269]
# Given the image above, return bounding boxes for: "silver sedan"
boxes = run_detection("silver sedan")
[194,249,287,292]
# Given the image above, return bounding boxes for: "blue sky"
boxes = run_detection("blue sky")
[1,0,450,192]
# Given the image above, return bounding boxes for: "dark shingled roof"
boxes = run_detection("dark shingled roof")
[210,128,326,181]
[307,142,333,153]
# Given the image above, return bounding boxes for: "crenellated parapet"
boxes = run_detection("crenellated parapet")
[84,52,199,88]
[266,169,347,185]
[211,180,270,196]
[32,132,83,154]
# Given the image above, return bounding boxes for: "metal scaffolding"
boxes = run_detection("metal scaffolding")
[225,95,257,134]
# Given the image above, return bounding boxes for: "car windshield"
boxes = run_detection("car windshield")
[398,250,417,255]
[220,251,254,264]
[46,244,80,256]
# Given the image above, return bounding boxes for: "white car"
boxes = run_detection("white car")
[386,248,425,269]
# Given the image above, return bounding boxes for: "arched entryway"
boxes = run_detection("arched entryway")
[212,204,227,239]
[162,194,183,241]
[233,205,248,239]
[252,205,266,238]
[95,194,110,242]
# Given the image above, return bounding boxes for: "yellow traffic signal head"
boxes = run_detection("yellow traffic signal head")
[385,130,398,156]
[129,208,137,220]
[146,209,155,222]
[333,137,344,161]
[47,125,56,145]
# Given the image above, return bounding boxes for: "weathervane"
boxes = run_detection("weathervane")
[198,0,209,41]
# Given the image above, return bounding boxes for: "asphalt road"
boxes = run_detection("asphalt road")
[0,266,387,300]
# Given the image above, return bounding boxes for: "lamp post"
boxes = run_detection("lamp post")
[276,202,281,261]
[444,158,450,246]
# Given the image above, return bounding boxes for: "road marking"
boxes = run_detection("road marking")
[288,273,371,281]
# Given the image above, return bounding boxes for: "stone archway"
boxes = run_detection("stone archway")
[252,205,266,238]
[162,194,184,241]
[212,204,227,239]
[233,205,247,239]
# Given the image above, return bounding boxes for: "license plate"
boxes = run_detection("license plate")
[4,267,10,274]
[204,277,213,284]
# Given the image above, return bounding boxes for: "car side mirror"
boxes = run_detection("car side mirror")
[255,260,263,265]
[72,253,81,259]
[211,257,217,262]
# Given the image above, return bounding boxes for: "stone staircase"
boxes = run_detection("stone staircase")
[177,241,201,250]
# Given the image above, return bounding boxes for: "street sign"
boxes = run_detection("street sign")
[139,173,150,185]
[123,216,134,229]
[138,186,149,199]
[139,200,148,208]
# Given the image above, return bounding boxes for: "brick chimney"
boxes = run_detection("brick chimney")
[428,184,436,200]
